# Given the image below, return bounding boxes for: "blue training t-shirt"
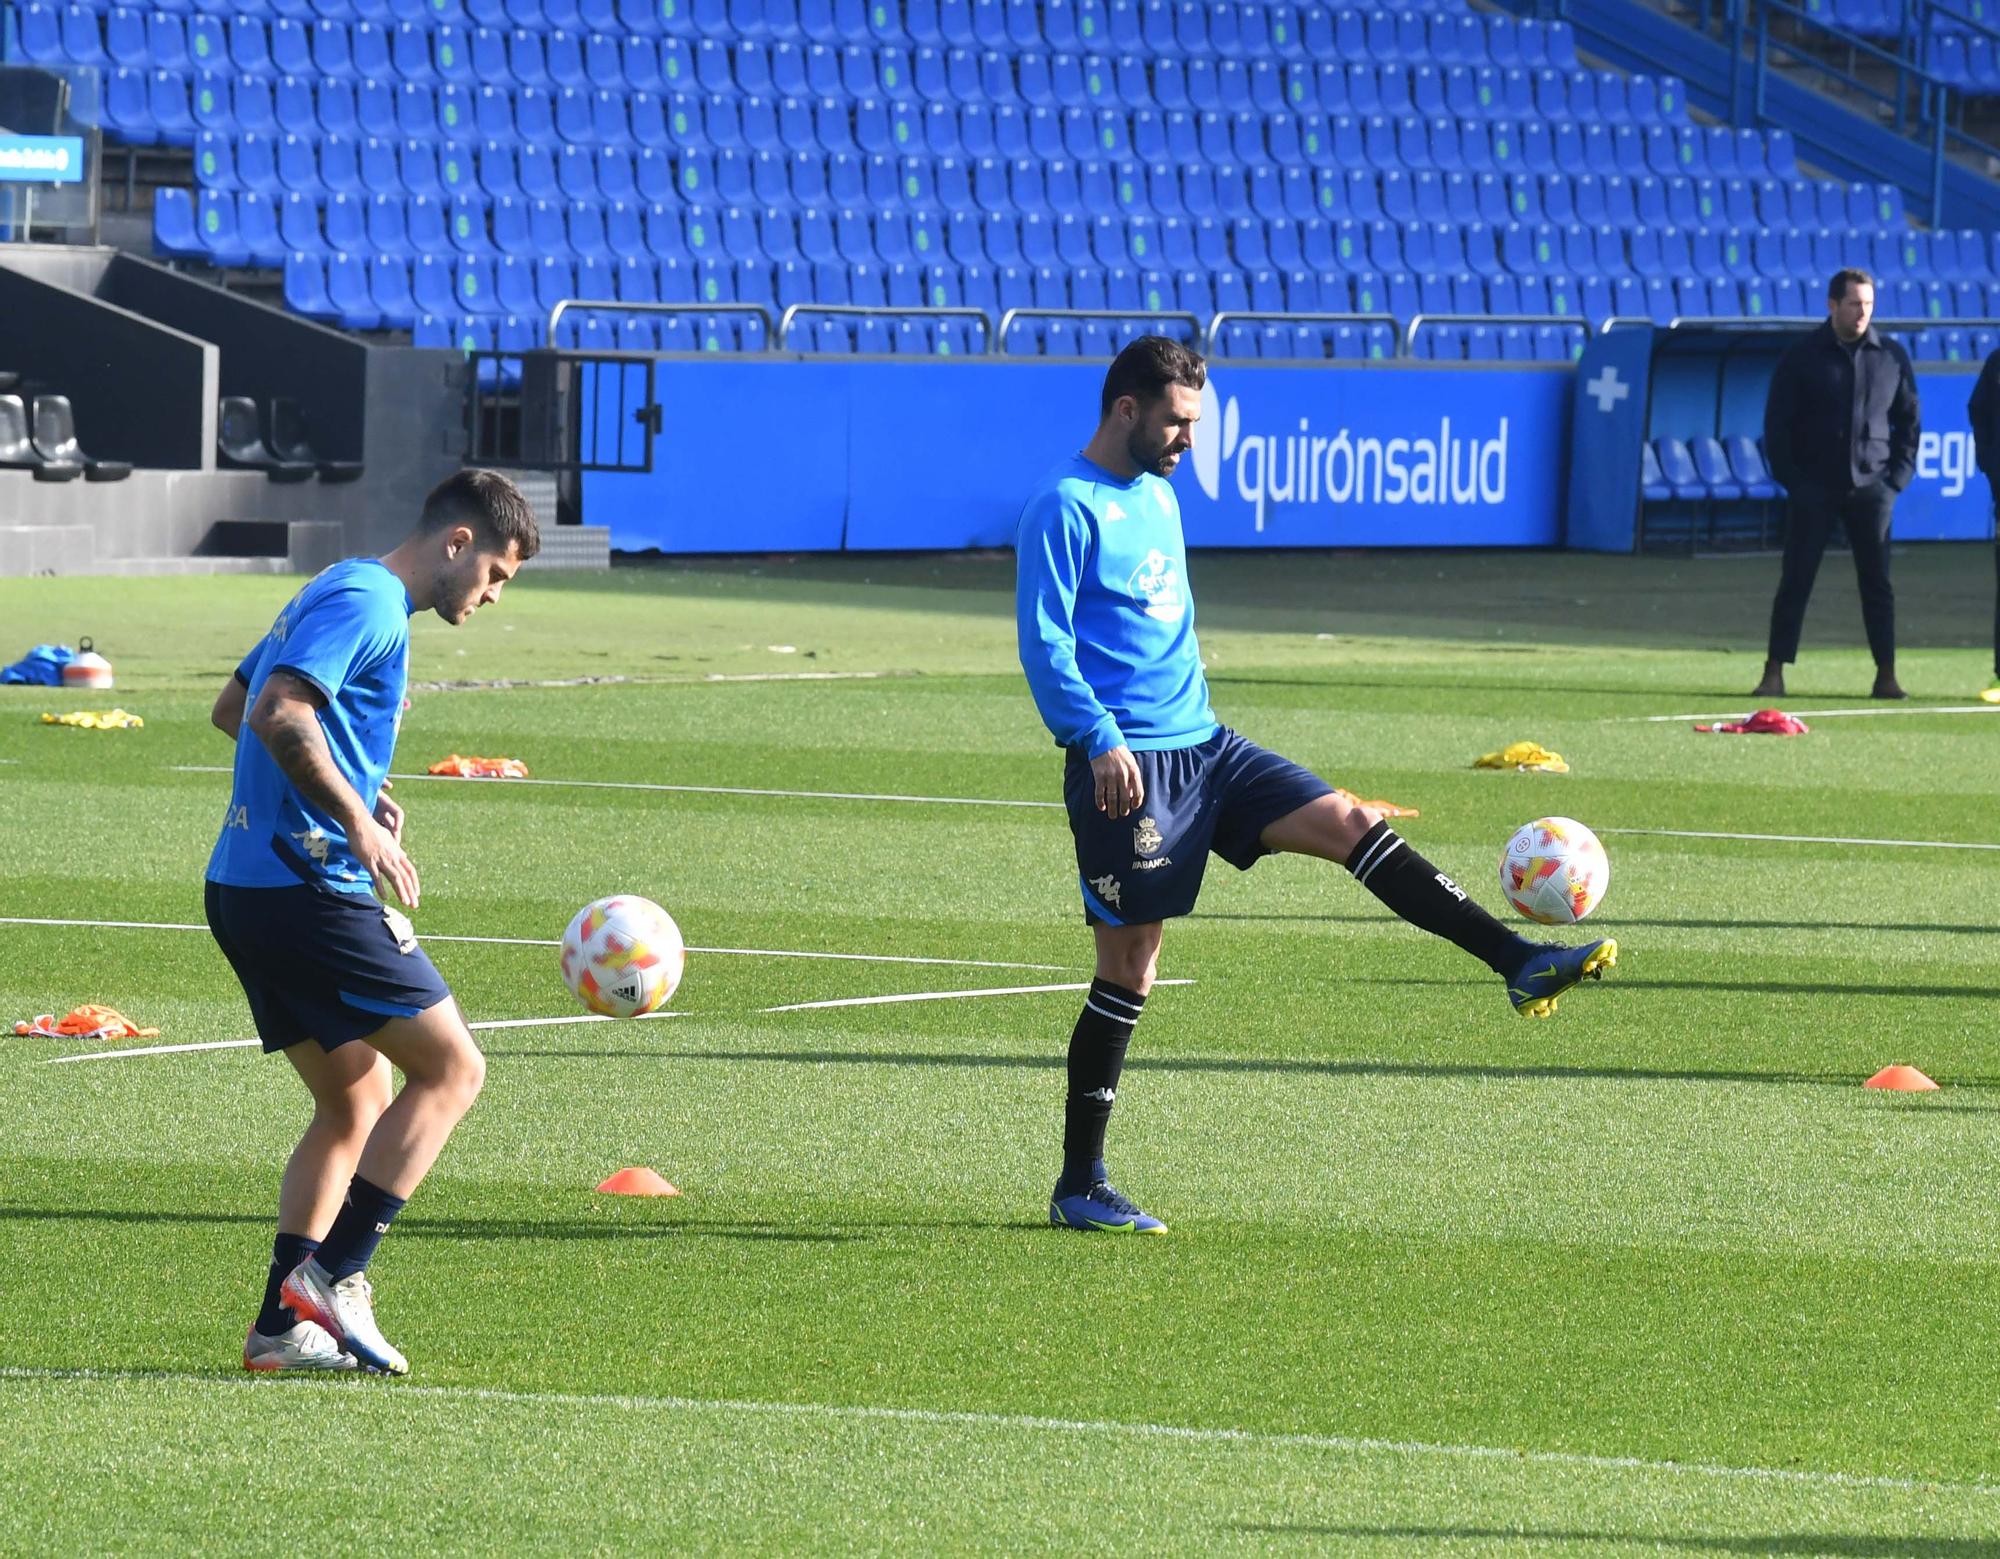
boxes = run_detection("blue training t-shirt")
[207,558,412,894]
[1015,454,1217,758]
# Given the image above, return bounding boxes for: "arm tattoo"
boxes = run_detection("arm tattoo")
[252,677,372,834]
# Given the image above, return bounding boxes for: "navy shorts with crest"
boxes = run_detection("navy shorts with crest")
[1061,727,1335,925]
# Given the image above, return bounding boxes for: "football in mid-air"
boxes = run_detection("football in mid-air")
[560,895,686,1018]
[1499,817,1609,925]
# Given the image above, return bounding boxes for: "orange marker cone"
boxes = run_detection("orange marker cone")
[596,1166,681,1196]
[1864,1065,1939,1092]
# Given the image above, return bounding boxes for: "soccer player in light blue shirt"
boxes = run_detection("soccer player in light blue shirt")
[1017,338,1619,1235]
[205,470,538,1375]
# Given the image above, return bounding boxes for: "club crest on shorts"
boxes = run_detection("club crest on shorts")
[1132,816,1164,856]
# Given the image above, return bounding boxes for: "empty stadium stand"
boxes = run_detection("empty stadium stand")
[4,0,1960,365]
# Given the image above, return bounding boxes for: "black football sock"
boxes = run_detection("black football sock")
[255,1232,320,1338]
[1058,978,1146,1195]
[315,1175,408,1282]
[1346,821,1533,976]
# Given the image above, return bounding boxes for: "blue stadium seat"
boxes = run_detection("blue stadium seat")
[1690,437,1744,500]
[1639,441,1673,502]
[1725,435,1782,498]
[1653,437,1707,500]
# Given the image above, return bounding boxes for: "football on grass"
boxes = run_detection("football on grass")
[560,895,686,1018]
[1499,816,1610,925]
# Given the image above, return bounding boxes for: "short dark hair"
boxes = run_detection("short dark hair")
[1828,267,1875,302]
[419,469,541,561]
[1099,335,1207,420]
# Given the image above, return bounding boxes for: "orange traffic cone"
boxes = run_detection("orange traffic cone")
[1863,1065,1938,1092]
[596,1166,681,1196]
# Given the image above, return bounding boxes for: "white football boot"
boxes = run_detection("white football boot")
[242,1319,357,1373]
[280,1257,410,1376]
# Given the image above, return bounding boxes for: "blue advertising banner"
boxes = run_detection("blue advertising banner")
[0,135,84,184]
[1180,364,1572,547]
[583,359,1576,553]
[1896,368,1994,542]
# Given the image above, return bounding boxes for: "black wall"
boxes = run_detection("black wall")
[105,255,366,461]
[0,264,211,467]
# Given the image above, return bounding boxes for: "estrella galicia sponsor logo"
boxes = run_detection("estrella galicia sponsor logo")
[1191,375,1513,532]
[1126,549,1185,623]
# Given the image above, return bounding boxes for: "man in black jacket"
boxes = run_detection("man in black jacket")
[1966,348,2000,700]
[1753,268,1921,700]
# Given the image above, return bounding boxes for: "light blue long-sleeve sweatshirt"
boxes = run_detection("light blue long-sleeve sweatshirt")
[1015,454,1218,757]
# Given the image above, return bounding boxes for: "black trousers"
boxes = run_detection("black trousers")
[1766,482,1897,667]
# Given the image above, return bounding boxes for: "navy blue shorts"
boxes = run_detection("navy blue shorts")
[204,880,453,1053]
[1062,727,1335,925]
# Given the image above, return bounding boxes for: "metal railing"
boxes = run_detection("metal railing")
[544,298,775,350]
[774,301,992,351]
[1399,311,1591,357]
[993,306,1205,355]
[1208,310,1403,359]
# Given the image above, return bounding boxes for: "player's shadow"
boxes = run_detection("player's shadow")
[1363,974,2000,1004]
[1204,674,1751,702]
[1190,913,2000,936]
[0,1205,854,1245]
[484,1049,2000,1095]
[1230,1529,1985,1556]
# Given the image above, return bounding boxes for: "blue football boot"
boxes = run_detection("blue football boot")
[1050,1179,1167,1234]
[1506,937,1618,1019]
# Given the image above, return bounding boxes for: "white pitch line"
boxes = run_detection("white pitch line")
[44,1009,686,1065]
[1613,704,2000,724]
[0,917,1066,972]
[409,671,886,693]
[43,985,1138,1062]
[0,1369,1988,1500]
[42,1037,261,1064]
[700,671,882,683]
[763,979,1193,1013]
[168,765,1061,810]
[1600,826,2000,853]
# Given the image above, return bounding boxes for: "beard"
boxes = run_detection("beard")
[1126,428,1185,477]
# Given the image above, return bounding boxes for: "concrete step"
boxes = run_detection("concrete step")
[91,555,295,575]
[0,525,95,575]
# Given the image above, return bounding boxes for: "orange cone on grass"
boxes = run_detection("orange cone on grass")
[1864,1065,1938,1092]
[596,1167,681,1196]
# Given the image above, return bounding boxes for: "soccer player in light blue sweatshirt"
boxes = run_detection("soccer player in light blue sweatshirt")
[1017,337,1618,1234]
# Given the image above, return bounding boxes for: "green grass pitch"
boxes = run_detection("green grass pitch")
[4,545,2000,1553]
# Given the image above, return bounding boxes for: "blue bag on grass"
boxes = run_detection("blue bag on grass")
[1,645,76,686]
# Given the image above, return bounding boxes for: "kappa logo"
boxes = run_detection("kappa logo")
[1434,871,1467,902]
[1088,874,1122,909]
[1084,1087,1116,1103]
[291,827,332,865]
[1103,500,1128,522]
[1126,548,1186,623]
[1133,816,1164,856]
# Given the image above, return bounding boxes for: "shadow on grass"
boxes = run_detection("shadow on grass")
[1362,975,2000,1005]
[1230,1529,1993,1556]
[1204,675,1792,702]
[1189,914,2000,936]
[0,1207,856,1244]
[482,1048,2000,1094]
